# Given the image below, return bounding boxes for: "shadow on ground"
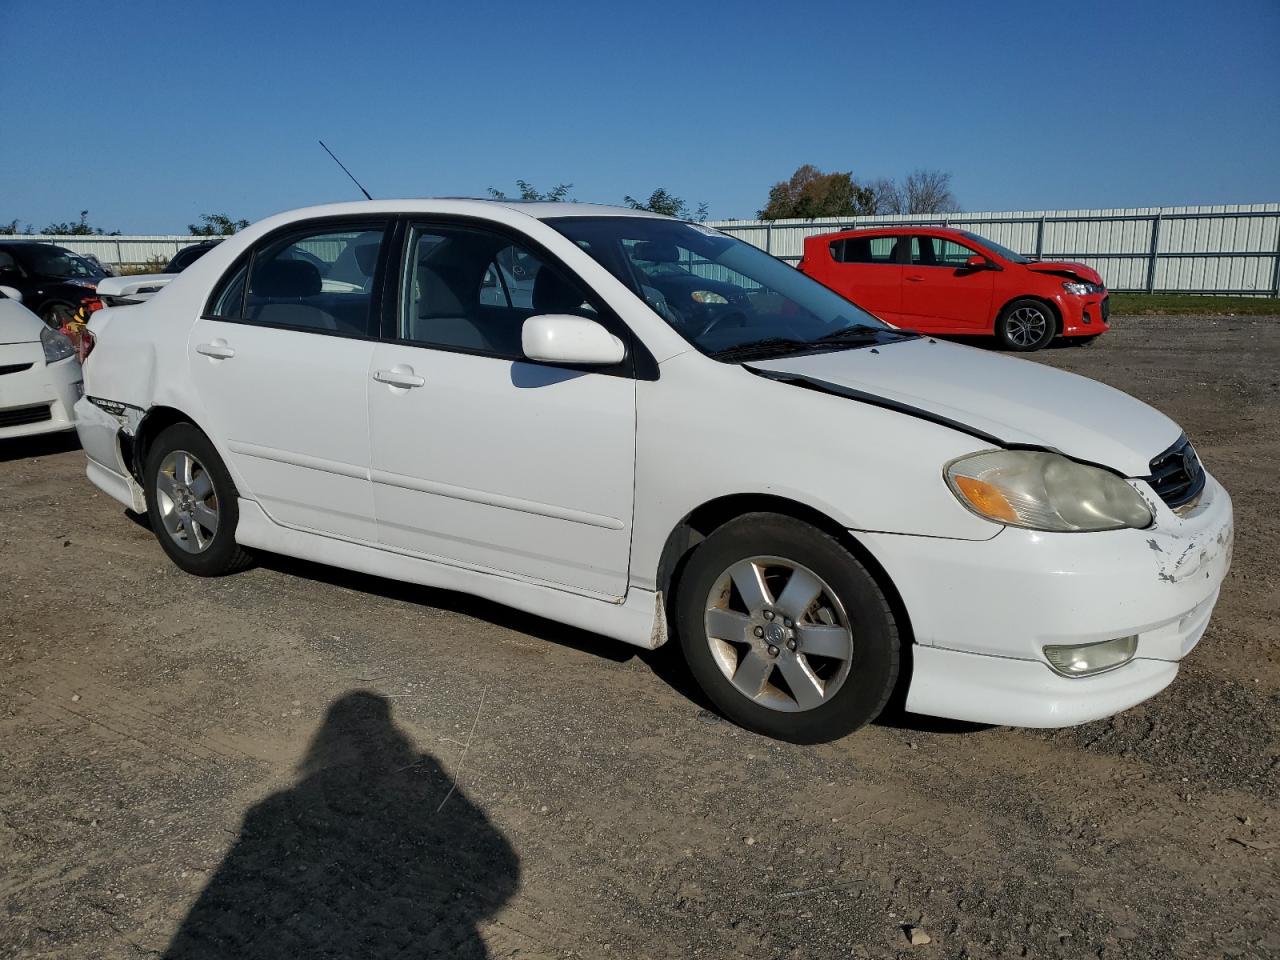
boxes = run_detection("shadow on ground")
[163,691,519,959]
[0,430,80,463]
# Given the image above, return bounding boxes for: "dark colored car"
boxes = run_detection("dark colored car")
[164,239,223,273]
[0,241,106,328]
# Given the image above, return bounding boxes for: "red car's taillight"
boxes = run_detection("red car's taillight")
[77,328,96,362]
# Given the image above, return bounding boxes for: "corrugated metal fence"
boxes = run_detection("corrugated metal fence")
[707,203,1280,295]
[4,202,1278,295]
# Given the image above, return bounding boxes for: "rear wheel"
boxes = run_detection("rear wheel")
[676,514,899,743]
[996,299,1056,351]
[144,423,252,576]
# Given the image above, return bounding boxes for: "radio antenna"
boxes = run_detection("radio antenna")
[318,139,373,200]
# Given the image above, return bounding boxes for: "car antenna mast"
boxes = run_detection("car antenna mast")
[318,139,373,200]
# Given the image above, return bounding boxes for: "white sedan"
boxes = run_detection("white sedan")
[73,200,1233,742]
[0,286,81,439]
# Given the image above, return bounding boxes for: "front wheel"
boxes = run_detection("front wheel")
[675,514,899,743]
[996,299,1057,351]
[144,423,252,576]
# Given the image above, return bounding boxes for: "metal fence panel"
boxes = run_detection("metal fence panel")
[4,203,1278,294]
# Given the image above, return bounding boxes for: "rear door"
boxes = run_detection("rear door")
[900,235,995,332]
[188,219,389,542]
[826,235,903,322]
[366,219,637,599]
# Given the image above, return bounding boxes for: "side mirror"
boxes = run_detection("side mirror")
[964,254,991,271]
[522,315,625,366]
[0,284,22,303]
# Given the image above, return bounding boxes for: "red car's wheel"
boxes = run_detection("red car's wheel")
[997,299,1057,352]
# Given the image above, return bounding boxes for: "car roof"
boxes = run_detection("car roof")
[815,225,972,240]
[257,198,676,223]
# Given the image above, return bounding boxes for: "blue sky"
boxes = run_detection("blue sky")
[2,0,1277,232]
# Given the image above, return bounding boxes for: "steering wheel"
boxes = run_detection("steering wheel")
[695,310,749,339]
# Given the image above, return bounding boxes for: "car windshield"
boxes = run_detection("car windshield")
[19,245,103,278]
[546,217,910,359]
[963,231,1030,264]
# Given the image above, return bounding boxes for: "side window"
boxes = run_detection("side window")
[400,225,597,359]
[235,224,385,335]
[911,236,978,267]
[834,236,901,264]
[208,262,248,318]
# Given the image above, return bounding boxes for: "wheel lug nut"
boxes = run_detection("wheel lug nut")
[786,639,797,651]
[767,645,779,658]
[783,618,793,628]
[753,626,764,638]
[763,610,774,621]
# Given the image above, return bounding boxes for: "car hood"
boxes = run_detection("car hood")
[1023,260,1105,285]
[748,338,1180,477]
[0,297,46,345]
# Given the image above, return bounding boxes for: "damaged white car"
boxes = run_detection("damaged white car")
[74,201,1233,742]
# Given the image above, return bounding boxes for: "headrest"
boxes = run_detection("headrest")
[353,242,379,277]
[632,241,680,263]
[532,266,584,314]
[252,259,322,298]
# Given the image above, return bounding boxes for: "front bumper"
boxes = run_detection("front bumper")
[1057,291,1110,337]
[0,353,82,439]
[858,472,1233,727]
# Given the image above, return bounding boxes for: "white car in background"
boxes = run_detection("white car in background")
[0,286,81,439]
[74,200,1233,742]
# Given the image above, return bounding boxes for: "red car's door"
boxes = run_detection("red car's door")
[900,235,995,332]
[825,235,903,322]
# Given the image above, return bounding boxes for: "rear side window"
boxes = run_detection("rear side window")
[832,236,900,264]
[206,222,387,336]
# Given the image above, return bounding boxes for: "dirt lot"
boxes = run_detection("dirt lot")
[2,315,1278,959]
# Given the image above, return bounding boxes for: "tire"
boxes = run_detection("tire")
[144,423,252,576]
[996,299,1057,352]
[675,513,899,743]
[40,302,75,330]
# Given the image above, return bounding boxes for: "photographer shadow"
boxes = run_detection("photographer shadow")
[163,691,518,959]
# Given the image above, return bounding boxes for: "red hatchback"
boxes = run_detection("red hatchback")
[798,226,1109,351]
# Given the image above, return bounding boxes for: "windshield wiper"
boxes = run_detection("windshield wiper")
[708,337,822,362]
[815,323,918,344]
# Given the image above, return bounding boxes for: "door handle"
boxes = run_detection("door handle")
[196,340,235,359]
[905,275,925,282]
[373,367,425,389]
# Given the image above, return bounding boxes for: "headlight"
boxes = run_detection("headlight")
[66,278,98,289]
[40,326,76,364]
[1061,281,1090,295]
[946,450,1152,532]
[690,290,728,304]
[1044,636,1138,677]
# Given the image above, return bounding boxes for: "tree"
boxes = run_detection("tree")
[40,210,119,235]
[1,218,32,235]
[623,188,709,221]
[866,169,959,215]
[486,180,573,202]
[189,213,250,236]
[758,165,876,220]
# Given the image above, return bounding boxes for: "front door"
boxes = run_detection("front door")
[188,220,389,541]
[900,235,995,332]
[367,221,637,599]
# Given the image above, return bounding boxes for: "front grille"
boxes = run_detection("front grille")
[1100,296,1110,321]
[1144,435,1205,509]
[0,404,53,428]
[0,362,35,376]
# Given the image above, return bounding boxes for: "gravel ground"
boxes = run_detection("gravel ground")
[2,314,1277,959]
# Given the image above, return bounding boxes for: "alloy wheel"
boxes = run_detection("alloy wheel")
[1005,305,1048,348]
[155,450,219,553]
[703,556,854,712]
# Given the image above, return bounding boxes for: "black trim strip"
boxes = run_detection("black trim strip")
[744,366,1006,446]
